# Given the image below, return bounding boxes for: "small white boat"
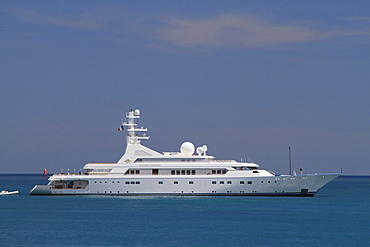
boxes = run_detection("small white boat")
[0,190,19,195]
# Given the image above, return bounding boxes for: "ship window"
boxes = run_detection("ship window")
[136,159,143,162]
[189,181,194,184]
[105,181,107,183]
[192,170,196,175]
[227,181,232,184]
[181,170,186,175]
[130,170,135,174]
[158,181,163,184]
[171,170,175,175]
[222,170,227,174]
[240,181,244,184]
[152,169,159,175]
[220,181,224,184]
[212,181,216,184]
[268,181,271,183]
[136,181,140,184]
[217,170,221,174]
[112,181,114,183]
[186,170,190,175]
[212,170,216,174]
[118,181,120,183]
[247,181,252,184]
[125,181,129,184]
[136,170,140,174]
[253,171,259,173]
[131,181,135,184]
[261,181,264,183]
[174,181,178,184]
[176,170,180,175]
[94,181,97,183]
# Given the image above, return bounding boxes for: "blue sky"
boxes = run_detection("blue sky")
[1,1,369,174]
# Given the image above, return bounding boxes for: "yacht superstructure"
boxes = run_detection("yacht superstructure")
[30,109,340,196]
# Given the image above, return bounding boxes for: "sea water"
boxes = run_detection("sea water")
[1,175,369,247]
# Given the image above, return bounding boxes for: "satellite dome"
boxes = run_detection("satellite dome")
[180,142,195,155]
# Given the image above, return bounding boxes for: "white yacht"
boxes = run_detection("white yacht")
[30,109,340,196]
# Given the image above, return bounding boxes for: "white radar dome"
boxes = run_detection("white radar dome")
[180,142,195,155]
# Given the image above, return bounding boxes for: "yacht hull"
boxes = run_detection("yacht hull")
[30,173,339,196]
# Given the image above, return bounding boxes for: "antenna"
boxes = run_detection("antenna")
[289,147,292,175]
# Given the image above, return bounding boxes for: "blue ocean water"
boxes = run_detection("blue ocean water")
[1,175,369,247]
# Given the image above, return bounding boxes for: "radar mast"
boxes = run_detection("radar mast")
[119,109,149,145]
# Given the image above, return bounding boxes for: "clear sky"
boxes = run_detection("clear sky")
[1,1,369,174]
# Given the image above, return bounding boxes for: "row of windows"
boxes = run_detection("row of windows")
[125,181,140,185]
[94,181,142,184]
[94,181,121,184]
[212,181,253,185]
[122,169,241,175]
[94,180,276,185]
[123,169,231,175]
[123,170,141,175]
[158,181,254,185]
[211,170,228,174]
[171,170,196,175]
[135,159,197,162]
[159,181,194,184]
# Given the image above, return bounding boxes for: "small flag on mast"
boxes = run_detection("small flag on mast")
[43,168,48,176]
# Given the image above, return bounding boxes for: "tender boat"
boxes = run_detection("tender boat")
[30,109,340,196]
[1,190,19,195]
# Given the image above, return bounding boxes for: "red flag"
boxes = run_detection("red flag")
[43,168,48,176]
